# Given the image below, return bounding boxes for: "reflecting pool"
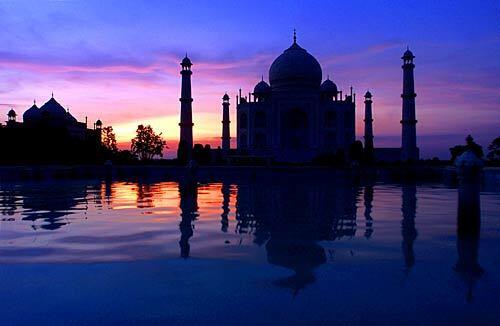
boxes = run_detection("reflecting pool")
[1,173,499,324]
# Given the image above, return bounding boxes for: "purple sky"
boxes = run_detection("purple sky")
[0,0,498,158]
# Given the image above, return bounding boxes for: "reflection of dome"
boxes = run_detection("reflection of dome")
[320,78,338,95]
[23,103,40,122]
[269,41,322,90]
[254,80,270,94]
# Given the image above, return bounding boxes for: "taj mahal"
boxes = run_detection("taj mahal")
[178,32,419,163]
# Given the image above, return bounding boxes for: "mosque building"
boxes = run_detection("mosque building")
[235,32,355,162]
[1,95,102,162]
[177,33,419,163]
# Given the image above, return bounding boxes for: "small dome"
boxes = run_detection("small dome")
[269,41,322,90]
[254,80,270,94]
[364,90,372,98]
[181,55,192,67]
[320,78,338,95]
[455,150,483,168]
[7,109,16,117]
[402,48,415,60]
[23,104,40,122]
[222,93,230,101]
[95,119,103,126]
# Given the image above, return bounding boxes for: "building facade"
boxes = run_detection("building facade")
[236,35,355,162]
[1,95,102,162]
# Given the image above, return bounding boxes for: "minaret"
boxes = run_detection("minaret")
[363,91,374,160]
[221,93,231,154]
[178,55,194,160]
[401,47,419,161]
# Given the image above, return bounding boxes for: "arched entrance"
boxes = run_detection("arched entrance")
[281,108,308,149]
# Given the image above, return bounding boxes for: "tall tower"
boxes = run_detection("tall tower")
[401,47,419,161]
[178,55,194,160]
[221,93,231,153]
[363,91,374,160]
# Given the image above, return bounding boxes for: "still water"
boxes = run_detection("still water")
[1,173,499,325]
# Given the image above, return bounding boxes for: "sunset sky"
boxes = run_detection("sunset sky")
[0,0,498,158]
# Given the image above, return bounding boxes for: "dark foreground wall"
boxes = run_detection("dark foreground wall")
[0,165,498,188]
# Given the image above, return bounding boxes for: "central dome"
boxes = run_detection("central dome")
[269,41,322,90]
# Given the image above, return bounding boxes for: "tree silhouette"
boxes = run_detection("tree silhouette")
[101,126,118,153]
[131,124,167,160]
[487,137,500,161]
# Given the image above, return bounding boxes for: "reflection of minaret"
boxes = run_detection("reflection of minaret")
[178,178,198,258]
[401,184,417,272]
[178,55,194,160]
[455,164,483,302]
[363,91,374,161]
[221,93,231,155]
[401,48,419,161]
[104,178,113,206]
[220,181,230,232]
[363,185,374,239]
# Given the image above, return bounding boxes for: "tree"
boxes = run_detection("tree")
[101,126,118,153]
[131,124,167,160]
[487,137,500,161]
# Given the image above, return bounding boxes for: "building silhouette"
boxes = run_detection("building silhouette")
[401,48,419,161]
[363,91,374,161]
[0,95,102,163]
[235,33,355,162]
[221,93,231,155]
[168,34,418,163]
[178,55,194,161]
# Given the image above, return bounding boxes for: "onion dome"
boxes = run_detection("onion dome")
[181,55,192,67]
[95,119,103,128]
[23,103,40,122]
[65,112,77,123]
[253,79,271,94]
[269,37,322,90]
[7,109,16,117]
[39,96,77,125]
[40,97,67,118]
[222,93,230,101]
[364,90,372,98]
[320,78,338,96]
[455,150,483,168]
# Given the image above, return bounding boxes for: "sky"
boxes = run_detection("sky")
[0,0,498,159]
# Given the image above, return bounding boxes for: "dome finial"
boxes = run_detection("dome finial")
[293,28,297,44]
[261,75,264,81]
